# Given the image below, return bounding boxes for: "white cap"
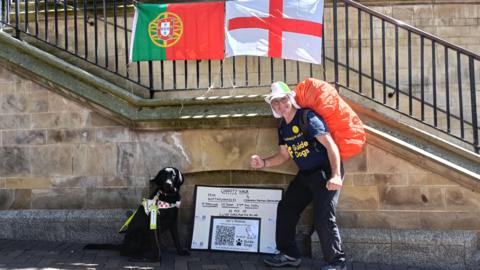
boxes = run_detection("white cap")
[265,82,300,118]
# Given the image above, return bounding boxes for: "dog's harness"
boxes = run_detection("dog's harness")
[119,195,181,233]
[141,195,181,230]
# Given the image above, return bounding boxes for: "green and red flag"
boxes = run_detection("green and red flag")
[130,2,225,62]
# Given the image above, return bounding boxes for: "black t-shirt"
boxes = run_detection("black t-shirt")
[278,109,329,171]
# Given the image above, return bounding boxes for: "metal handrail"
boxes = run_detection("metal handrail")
[332,0,479,153]
[342,0,480,61]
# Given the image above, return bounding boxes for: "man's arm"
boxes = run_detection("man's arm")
[251,145,291,169]
[315,133,343,190]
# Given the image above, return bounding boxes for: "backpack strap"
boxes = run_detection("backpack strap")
[278,118,285,139]
[300,109,322,152]
[299,109,310,138]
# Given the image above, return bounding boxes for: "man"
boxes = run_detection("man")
[250,81,346,270]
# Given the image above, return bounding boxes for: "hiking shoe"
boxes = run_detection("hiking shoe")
[263,253,302,267]
[321,262,346,270]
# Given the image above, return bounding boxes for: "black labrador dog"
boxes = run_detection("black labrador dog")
[120,167,189,261]
[85,167,189,261]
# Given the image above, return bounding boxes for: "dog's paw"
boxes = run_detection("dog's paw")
[177,249,190,256]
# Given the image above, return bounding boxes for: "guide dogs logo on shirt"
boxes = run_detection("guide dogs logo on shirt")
[149,12,183,48]
[292,125,300,134]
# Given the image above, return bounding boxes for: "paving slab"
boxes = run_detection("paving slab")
[0,239,447,270]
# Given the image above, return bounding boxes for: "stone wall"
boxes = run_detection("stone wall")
[1,62,479,239]
[18,0,478,142]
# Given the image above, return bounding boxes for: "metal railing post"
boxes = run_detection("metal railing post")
[333,0,339,89]
[0,0,4,29]
[15,0,20,38]
[469,57,479,153]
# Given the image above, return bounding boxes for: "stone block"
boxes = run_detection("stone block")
[46,129,94,144]
[351,173,407,186]
[0,66,22,83]
[96,127,131,143]
[0,146,31,177]
[231,171,292,186]
[0,209,69,222]
[86,187,145,209]
[9,189,32,209]
[180,185,196,207]
[66,208,127,223]
[408,173,458,186]
[50,176,99,188]
[13,222,67,241]
[378,186,445,211]
[0,114,30,130]
[31,112,89,129]
[70,222,124,244]
[445,187,480,211]
[31,145,73,176]
[343,243,391,264]
[340,228,391,244]
[47,92,86,112]
[5,177,50,189]
[115,143,136,178]
[86,112,121,127]
[0,222,13,239]
[0,189,14,210]
[64,213,124,243]
[72,144,117,176]
[150,129,202,173]
[344,149,367,173]
[342,174,354,186]
[338,210,480,231]
[0,93,27,113]
[198,128,256,171]
[24,90,49,113]
[185,171,232,186]
[413,5,433,18]
[391,229,477,247]
[2,130,46,145]
[101,175,149,188]
[391,244,464,270]
[31,188,87,209]
[366,145,423,174]
[392,7,414,22]
[338,186,379,210]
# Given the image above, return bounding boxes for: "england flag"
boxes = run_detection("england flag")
[225,0,324,64]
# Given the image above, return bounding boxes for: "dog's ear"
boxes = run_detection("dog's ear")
[174,168,184,187]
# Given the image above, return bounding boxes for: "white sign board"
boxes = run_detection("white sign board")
[191,185,283,254]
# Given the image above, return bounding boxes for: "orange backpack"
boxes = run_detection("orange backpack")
[294,78,366,161]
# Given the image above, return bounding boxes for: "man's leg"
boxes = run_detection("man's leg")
[275,174,312,258]
[309,171,345,266]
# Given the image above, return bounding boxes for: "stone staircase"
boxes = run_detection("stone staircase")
[1,1,479,269]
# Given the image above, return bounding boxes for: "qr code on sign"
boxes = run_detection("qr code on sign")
[214,225,235,246]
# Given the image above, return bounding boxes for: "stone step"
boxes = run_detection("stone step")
[312,228,478,270]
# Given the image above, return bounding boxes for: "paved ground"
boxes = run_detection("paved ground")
[0,239,436,270]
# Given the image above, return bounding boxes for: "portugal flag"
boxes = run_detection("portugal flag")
[130,2,225,62]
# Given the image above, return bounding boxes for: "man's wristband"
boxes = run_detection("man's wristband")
[262,158,266,168]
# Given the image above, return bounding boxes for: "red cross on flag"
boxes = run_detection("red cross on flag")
[225,0,324,64]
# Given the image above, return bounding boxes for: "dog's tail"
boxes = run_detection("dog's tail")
[83,244,121,250]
